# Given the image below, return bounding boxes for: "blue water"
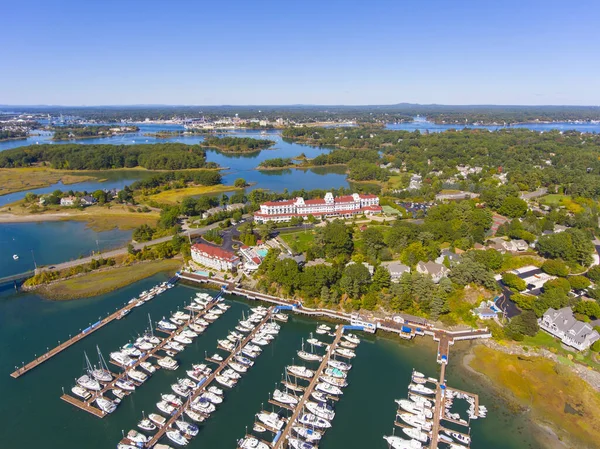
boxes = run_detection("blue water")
[256,249,268,257]
[0,222,131,277]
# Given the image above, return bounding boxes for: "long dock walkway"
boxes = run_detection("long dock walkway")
[144,306,276,448]
[10,286,169,379]
[61,301,218,418]
[429,362,446,449]
[273,327,344,449]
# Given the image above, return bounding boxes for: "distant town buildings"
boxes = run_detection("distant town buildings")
[254,192,381,223]
[538,307,600,351]
[191,243,240,272]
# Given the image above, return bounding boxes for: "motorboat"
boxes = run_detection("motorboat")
[209,353,223,362]
[253,423,267,433]
[340,340,357,349]
[274,312,288,321]
[158,320,177,331]
[140,361,157,374]
[172,311,191,321]
[343,334,360,345]
[273,389,299,405]
[306,338,326,347]
[443,431,471,445]
[169,317,184,326]
[91,348,113,383]
[179,377,197,390]
[162,394,183,406]
[413,371,425,378]
[138,418,157,432]
[110,351,134,367]
[298,413,331,429]
[396,399,433,418]
[297,350,323,362]
[149,413,167,427]
[175,419,199,437]
[191,397,216,414]
[116,378,136,391]
[165,341,185,352]
[288,438,316,449]
[250,336,269,346]
[216,303,230,311]
[242,347,260,359]
[127,430,149,444]
[412,375,427,384]
[171,383,191,397]
[187,369,206,382]
[402,427,429,443]
[121,343,142,358]
[215,374,236,388]
[324,367,346,379]
[184,408,206,422]
[334,348,355,358]
[77,374,101,391]
[112,389,126,400]
[245,343,262,353]
[319,375,347,388]
[71,385,91,400]
[199,391,223,404]
[195,318,210,327]
[256,411,286,431]
[306,401,335,420]
[315,381,343,396]
[174,334,193,345]
[128,369,148,383]
[292,426,322,442]
[229,361,248,373]
[327,360,351,371]
[189,323,205,333]
[95,397,117,414]
[311,391,329,402]
[397,413,432,431]
[208,385,223,396]
[222,368,241,380]
[287,365,314,379]
[204,312,220,321]
[158,356,179,370]
[408,394,432,408]
[234,355,254,367]
[236,325,251,333]
[238,437,270,449]
[218,339,235,351]
[282,381,305,393]
[156,400,177,415]
[409,383,435,396]
[166,429,188,446]
[317,324,332,332]
[382,435,422,449]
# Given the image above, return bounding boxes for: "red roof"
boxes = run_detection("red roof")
[359,194,377,199]
[263,199,296,207]
[335,195,355,203]
[192,243,238,262]
[304,198,326,205]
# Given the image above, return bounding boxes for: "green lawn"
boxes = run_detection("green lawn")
[382,205,401,215]
[523,331,600,370]
[539,193,569,206]
[280,231,315,253]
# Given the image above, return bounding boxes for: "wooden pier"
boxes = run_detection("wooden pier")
[144,307,276,448]
[62,301,219,418]
[272,327,344,449]
[10,289,166,379]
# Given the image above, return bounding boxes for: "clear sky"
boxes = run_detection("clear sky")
[2,0,599,106]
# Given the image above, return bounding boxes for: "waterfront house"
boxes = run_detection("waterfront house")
[472,301,500,320]
[538,307,600,351]
[380,261,410,282]
[416,261,449,283]
[191,243,240,272]
[80,195,97,206]
[60,196,76,206]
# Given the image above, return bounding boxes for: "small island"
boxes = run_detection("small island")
[201,136,275,153]
[52,125,139,141]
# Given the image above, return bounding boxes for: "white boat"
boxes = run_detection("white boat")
[229,361,248,373]
[306,338,326,347]
[140,361,157,374]
[179,377,197,390]
[444,431,471,445]
[156,400,176,415]
[253,423,267,433]
[256,411,286,430]
[327,360,351,371]
[402,427,429,443]
[166,430,188,446]
[184,408,206,422]
[218,339,235,351]
[298,413,331,429]
[287,365,314,379]
[396,400,433,418]
[397,413,432,431]
[172,311,191,321]
[340,340,357,349]
[135,340,155,351]
[171,383,190,397]
[121,343,142,358]
[199,391,223,404]
[187,369,206,383]
[92,347,113,382]
[95,397,117,413]
[112,388,126,400]
[77,374,101,391]
[110,351,134,367]
[343,334,360,345]
[158,356,179,370]
[222,368,241,380]
[215,374,236,388]
[175,420,199,437]
[382,435,422,449]
[413,371,425,378]
[238,437,270,449]
[173,334,193,345]
[127,430,149,444]
[292,426,322,442]
[13,254,19,260]
[324,367,346,379]
[251,336,269,346]
[408,394,432,408]
[311,391,329,402]
[409,383,435,396]
[128,369,148,383]
[71,385,91,400]
[166,341,185,352]
[116,378,136,391]
[412,375,427,384]
[208,386,223,396]
[189,324,205,333]
[274,313,288,321]
[209,353,223,362]
[234,355,254,367]
[158,320,177,330]
[319,375,347,388]
[149,413,167,427]
[138,418,157,431]
[306,401,335,420]
[205,312,220,321]
[242,347,260,359]
[273,389,299,405]
[317,324,332,332]
[162,394,183,406]
[191,397,216,414]
[288,438,316,449]
[315,382,343,396]
[297,350,323,362]
[334,348,355,358]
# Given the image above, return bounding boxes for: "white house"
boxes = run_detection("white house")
[191,243,240,272]
[538,307,600,351]
[416,261,449,283]
[60,196,76,206]
[380,261,411,282]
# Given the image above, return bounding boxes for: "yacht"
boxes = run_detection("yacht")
[166,341,185,352]
[191,397,216,414]
[135,339,155,351]
[229,361,248,373]
[128,369,148,383]
[306,401,335,420]
[250,336,269,346]
[71,385,91,400]
[328,360,351,371]
[343,334,360,345]
[158,319,177,331]
[218,339,235,351]
[204,312,220,321]
[253,423,267,433]
[287,365,314,379]
[324,367,346,379]
[245,343,262,353]
[396,400,432,418]
[306,338,326,347]
[238,437,270,449]
[334,348,355,358]
[149,413,167,427]
[166,429,188,446]
[256,411,286,431]
[288,438,316,449]
[443,431,471,445]
[209,353,224,362]
[92,347,113,382]
[298,413,331,429]
[138,418,157,432]
[409,383,435,396]
[95,397,117,413]
[242,347,260,359]
[319,375,347,388]
[127,430,149,444]
[140,361,157,374]
[402,427,429,443]
[121,343,142,358]
[274,312,288,321]
[397,413,432,431]
[110,351,134,367]
[382,435,422,449]
[208,385,223,396]
[412,375,427,384]
[171,383,191,397]
[187,369,207,383]
[199,391,223,404]
[340,340,357,349]
[189,323,205,333]
[222,368,241,380]
[158,356,179,370]
[273,389,299,405]
[317,324,332,332]
[77,374,101,391]
[172,311,191,321]
[292,426,322,442]
[282,381,305,393]
[112,389,126,400]
[216,374,236,388]
[173,334,193,345]
[116,378,136,391]
[234,355,254,367]
[175,420,199,437]
[156,400,177,415]
[297,350,323,362]
[311,391,329,402]
[184,408,206,423]
[179,378,197,390]
[408,394,432,408]
[162,394,183,406]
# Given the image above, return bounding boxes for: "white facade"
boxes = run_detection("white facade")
[191,243,240,272]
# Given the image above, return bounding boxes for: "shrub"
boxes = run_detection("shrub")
[502,273,526,291]
[541,259,570,277]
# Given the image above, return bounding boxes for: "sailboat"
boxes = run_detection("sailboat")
[77,353,101,391]
[92,346,113,383]
[298,339,323,362]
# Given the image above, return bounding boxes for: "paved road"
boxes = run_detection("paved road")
[520,188,548,200]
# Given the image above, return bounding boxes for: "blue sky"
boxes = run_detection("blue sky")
[2,0,599,105]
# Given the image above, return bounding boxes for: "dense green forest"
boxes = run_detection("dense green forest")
[258,158,294,168]
[201,136,275,153]
[0,129,27,140]
[0,143,219,170]
[52,125,138,140]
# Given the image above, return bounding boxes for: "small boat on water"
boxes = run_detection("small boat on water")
[110,351,134,367]
[116,378,136,391]
[158,320,177,331]
[343,334,360,345]
[77,374,101,391]
[184,408,206,422]
[298,350,323,362]
[140,361,157,374]
[95,397,117,414]
[340,340,357,349]
[158,356,179,370]
[311,391,330,402]
[199,391,223,404]
[166,429,188,446]
[149,413,167,427]
[215,374,236,388]
[409,383,435,396]
[397,413,432,431]
[273,389,299,405]
[443,430,471,445]
[402,427,429,443]
[209,353,224,362]
[408,394,432,408]
[306,401,335,421]
[293,425,322,442]
[315,382,343,396]
[128,369,148,383]
[306,338,326,347]
[382,435,422,449]
[71,385,91,400]
[327,360,351,371]
[256,411,286,431]
[396,399,433,418]
[13,254,19,260]
[229,361,248,373]
[238,437,270,449]
[175,419,199,437]
[173,334,193,345]
[298,412,331,429]
[162,394,183,406]
[287,365,314,379]
[127,430,149,444]
[334,348,355,358]
[288,438,317,449]
[157,400,177,415]
[324,367,346,379]
[138,418,157,432]
[208,385,223,396]
[191,397,216,414]
[319,375,347,388]
[171,383,191,397]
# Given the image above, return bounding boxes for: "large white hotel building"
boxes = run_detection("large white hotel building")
[254,192,381,223]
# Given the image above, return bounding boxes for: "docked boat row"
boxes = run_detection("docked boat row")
[124,281,173,317]
[238,324,359,449]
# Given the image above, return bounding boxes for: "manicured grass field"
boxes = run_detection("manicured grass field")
[280,231,315,253]
[38,259,182,300]
[382,205,401,215]
[539,193,569,206]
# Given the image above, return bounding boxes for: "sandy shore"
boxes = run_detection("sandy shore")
[0,213,75,223]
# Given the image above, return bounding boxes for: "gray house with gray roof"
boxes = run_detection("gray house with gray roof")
[538,307,600,351]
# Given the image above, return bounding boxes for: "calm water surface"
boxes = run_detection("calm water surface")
[0,277,542,449]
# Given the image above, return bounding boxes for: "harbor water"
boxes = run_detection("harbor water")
[0,276,543,449]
